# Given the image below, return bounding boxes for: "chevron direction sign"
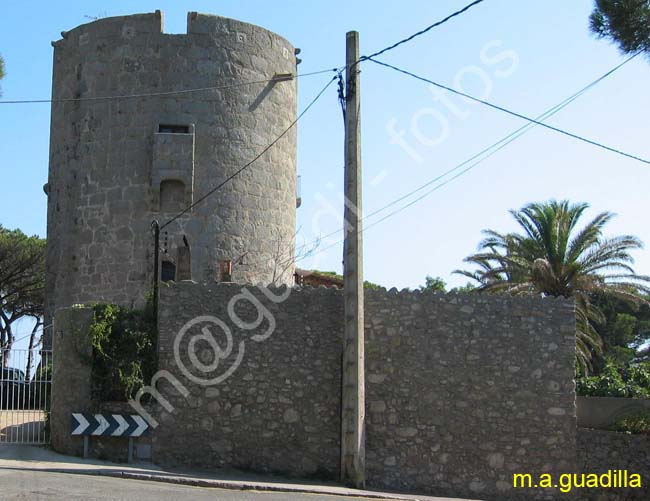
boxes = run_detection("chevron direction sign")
[71,413,149,437]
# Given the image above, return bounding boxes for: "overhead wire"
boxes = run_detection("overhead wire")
[6,1,645,280]
[8,323,52,346]
[295,53,640,262]
[359,0,486,61]
[363,52,641,217]
[292,0,489,254]
[160,73,339,230]
[367,57,650,166]
[0,67,341,104]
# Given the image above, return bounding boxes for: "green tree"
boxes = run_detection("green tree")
[303,270,383,290]
[449,282,476,294]
[455,200,650,373]
[419,275,447,292]
[0,225,46,355]
[577,359,650,398]
[590,291,650,367]
[590,0,650,55]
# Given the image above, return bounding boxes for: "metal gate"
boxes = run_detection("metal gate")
[0,348,52,444]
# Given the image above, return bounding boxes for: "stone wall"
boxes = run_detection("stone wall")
[44,11,298,345]
[578,428,650,500]
[364,290,577,499]
[50,307,94,456]
[153,281,343,477]
[149,282,576,499]
[577,396,650,429]
[50,306,153,461]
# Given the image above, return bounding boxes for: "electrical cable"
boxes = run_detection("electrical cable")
[296,53,640,261]
[363,52,641,217]
[8,324,52,346]
[0,67,341,104]
[367,56,650,166]
[360,0,486,62]
[160,74,339,230]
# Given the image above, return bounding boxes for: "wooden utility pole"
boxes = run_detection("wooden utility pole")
[341,30,365,488]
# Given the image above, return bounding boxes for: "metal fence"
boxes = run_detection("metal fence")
[0,348,52,445]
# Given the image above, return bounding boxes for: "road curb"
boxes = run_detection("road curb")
[0,465,417,500]
[96,470,415,500]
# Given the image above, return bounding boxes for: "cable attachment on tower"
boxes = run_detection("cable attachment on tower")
[337,71,346,121]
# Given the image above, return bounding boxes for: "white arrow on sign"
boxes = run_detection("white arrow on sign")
[112,414,128,436]
[131,415,148,437]
[93,414,110,436]
[72,413,89,435]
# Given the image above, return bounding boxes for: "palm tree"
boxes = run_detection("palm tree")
[455,200,650,373]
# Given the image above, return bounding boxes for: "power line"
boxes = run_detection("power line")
[0,67,341,105]
[297,53,639,261]
[367,57,650,166]
[363,52,641,217]
[160,74,339,230]
[10,323,51,346]
[360,0,486,61]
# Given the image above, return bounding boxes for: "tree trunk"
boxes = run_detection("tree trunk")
[0,313,12,368]
[25,318,42,382]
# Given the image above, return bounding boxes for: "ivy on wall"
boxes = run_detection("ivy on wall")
[89,299,157,402]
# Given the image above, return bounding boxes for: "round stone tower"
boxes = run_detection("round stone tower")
[44,11,298,330]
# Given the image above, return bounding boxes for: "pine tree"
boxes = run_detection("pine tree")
[590,0,650,55]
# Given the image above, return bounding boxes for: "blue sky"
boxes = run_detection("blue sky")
[1,0,649,315]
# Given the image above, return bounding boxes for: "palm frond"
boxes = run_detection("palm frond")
[458,199,646,371]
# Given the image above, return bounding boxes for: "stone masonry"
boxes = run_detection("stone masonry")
[44,11,299,345]
[577,428,650,500]
[148,281,577,499]
[50,306,94,457]
[364,290,577,499]
[154,281,343,477]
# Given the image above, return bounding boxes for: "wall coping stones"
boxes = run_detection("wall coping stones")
[160,280,576,308]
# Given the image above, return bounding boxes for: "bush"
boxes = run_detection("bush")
[89,300,157,402]
[576,360,650,398]
[609,411,650,435]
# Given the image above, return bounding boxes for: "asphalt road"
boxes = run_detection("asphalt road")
[0,469,386,501]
